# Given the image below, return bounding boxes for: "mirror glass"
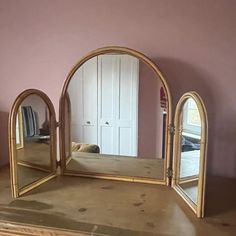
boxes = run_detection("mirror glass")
[64,53,169,180]
[15,95,52,189]
[177,98,201,204]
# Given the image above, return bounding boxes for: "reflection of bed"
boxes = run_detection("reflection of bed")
[180,150,200,178]
[71,142,100,153]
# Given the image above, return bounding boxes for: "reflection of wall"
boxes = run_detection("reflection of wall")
[22,95,48,131]
[138,62,164,158]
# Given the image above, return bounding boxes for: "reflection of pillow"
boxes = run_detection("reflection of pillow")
[72,142,100,153]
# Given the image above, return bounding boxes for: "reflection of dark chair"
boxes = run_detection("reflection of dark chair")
[39,128,50,136]
[72,142,100,153]
[182,136,200,152]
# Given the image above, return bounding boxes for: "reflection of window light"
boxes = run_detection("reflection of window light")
[187,99,201,126]
[183,98,201,136]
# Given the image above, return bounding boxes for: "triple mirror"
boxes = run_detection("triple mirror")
[9,47,208,217]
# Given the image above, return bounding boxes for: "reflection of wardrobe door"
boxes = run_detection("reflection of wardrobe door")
[98,55,118,154]
[98,55,139,156]
[118,55,139,156]
[70,57,98,144]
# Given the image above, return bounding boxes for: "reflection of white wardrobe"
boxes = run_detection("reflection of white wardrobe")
[69,55,139,156]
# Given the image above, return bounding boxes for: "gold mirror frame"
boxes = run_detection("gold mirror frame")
[59,46,173,185]
[9,89,57,198]
[172,91,208,217]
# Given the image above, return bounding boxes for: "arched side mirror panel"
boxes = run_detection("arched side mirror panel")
[9,89,57,198]
[172,91,208,218]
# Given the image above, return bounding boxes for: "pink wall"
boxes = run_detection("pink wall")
[0,0,236,212]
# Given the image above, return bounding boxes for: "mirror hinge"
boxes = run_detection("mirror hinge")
[167,168,173,178]
[168,124,175,135]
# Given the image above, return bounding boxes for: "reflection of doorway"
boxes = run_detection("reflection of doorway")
[69,55,139,156]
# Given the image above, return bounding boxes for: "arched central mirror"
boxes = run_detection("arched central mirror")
[60,47,172,184]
